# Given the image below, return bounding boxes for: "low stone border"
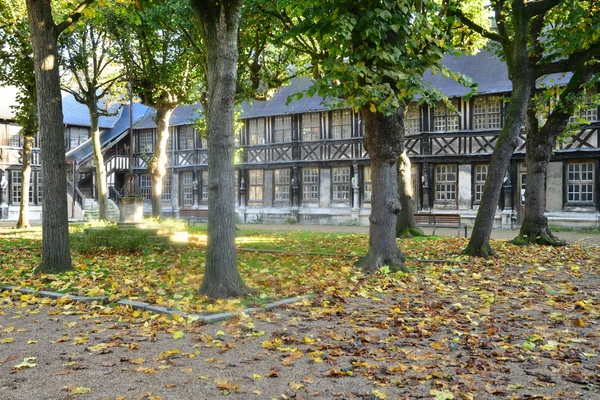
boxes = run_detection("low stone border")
[0,285,308,324]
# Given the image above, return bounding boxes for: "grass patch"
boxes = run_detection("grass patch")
[2,223,600,314]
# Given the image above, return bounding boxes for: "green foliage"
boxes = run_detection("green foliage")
[71,225,171,254]
[273,0,476,115]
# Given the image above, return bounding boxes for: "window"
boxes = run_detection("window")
[179,126,195,150]
[69,127,89,150]
[139,129,154,153]
[248,118,265,145]
[474,164,488,203]
[139,174,151,200]
[182,172,194,207]
[274,169,290,201]
[405,105,420,135]
[363,166,372,201]
[9,128,21,147]
[302,168,319,201]
[570,90,598,124]
[36,172,42,204]
[331,110,352,139]
[433,100,460,132]
[248,170,263,202]
[435,164,457,202]
[332,167,351,201]
[201,171,208,201]
[473,96,501,130]
[567,162,594,203]
[302,113,321,141]
[10,170,35,204]
[273,116,292,142]
[162,174,172,202]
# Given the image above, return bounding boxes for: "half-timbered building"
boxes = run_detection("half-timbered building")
[1,49,599,228]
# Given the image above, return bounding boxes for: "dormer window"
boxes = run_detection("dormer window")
[433,100,460,132]
[473,96,501,130]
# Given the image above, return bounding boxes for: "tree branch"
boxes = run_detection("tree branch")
[452,8,508,45]
[56,0,96,35]
[535,45,600,78]
[524,0,561,18]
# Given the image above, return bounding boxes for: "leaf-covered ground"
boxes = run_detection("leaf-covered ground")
[0,226,599,398]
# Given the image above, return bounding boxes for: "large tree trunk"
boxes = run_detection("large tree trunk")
[191,0,247,298]
[356,107,407,273]
[513,68,596,246]
[463,4,534,258]
[89,102,108,220]
[396,149,424,238]
[16,134,34,229]
[26,0,72,273]
[147,106,173,218]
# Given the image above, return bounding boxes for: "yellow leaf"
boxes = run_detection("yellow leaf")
[70,387,91,395]
[369,103,377,113]
[0,337,14,344]
[173,331,184,340]
[253,373,262,380]
[129,357,145,365]
[573,318,585,327]
[430,389,455,400]
[27,340,37,345]
[13,357,37,370]
[289,381,304,391]
[372,389,387,399]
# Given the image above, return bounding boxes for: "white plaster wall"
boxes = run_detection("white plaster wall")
[458,164,472,210]
[545,161,563,212]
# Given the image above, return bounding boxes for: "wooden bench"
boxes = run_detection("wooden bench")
[414,212,468,237]
[180,209,208,225]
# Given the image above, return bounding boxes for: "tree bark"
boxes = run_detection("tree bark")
[147,106,173,218]
[513,68,596,246]
[191,0,248,298]
[16,134,33,229]
[26,0,72,273]
[396,148,424,238]
[88,100,108,220]
[463,3,535,258]
[356,107,407,273]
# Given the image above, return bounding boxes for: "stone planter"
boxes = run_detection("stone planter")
[119,196,144,223]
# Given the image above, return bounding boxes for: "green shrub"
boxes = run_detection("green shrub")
[71,226,169,254]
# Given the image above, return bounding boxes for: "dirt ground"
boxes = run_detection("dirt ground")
[1,222,599,399]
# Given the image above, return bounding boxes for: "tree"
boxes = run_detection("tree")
[115,0,203,218]
[25,0,95,273]
[268,0,470,272]
[513,64,600,245]
[454,0,600,257]
[0,1,37,229]
[396,146,423,238]
[189,0,248,298]
[60,17,123,221]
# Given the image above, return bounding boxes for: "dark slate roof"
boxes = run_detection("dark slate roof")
[0,86,18,119]
[423,49,511,97]
[239,77,332,118]
[62,93,121,128]
[65,102,148,162]
[132,102,202,129]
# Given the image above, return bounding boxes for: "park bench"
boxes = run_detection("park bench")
[414,212,468,237]
[180,209,208,225]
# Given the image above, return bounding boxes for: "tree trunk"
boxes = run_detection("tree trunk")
[147,106,173,218]
[463,4,534,258]
[26,0,72,273]
[191,0,248,298]
[16,134,34,229]
[396,149,424,238]
[356,107,407,273]
[89,102,108,220]
[513,68,595,246]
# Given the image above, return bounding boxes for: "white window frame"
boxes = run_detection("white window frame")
[331,110,352,139]
[302,113,321,141]
[248,118,265,145]
[139,130,154,153]
[567,162,594,203]
[179,126,195,150]
[302,168,319,201]
[273,115,292,143]
[248,170,264,202]
[433,100,460,132]
[182,172,194,207]
[474,164,488,203]
[274,169,290,201]
[363,166,372,202]
[201,171,209,201]
[473,96,501,130]
[405,105,420,135]
[332,167,351,201]
[435,164,457,202]
[139,174,151,200]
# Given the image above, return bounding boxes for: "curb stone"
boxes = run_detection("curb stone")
[0,285,309,324]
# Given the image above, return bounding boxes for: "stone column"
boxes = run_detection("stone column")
[238,173,247,222]
[192,170,199,208]
[421,163,431,211]
[351,165,360,223]
[171,172,180,218]
[0,169,7,219]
